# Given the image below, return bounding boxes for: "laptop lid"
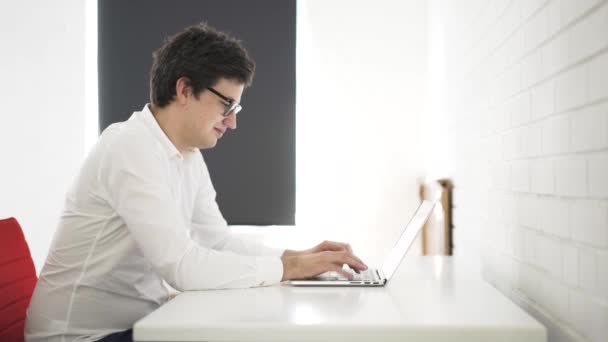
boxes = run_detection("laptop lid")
[289,200,435,287]
[380,200,435,280]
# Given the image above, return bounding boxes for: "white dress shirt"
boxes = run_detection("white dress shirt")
[25,105,284,342]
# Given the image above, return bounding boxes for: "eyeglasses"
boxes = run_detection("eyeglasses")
[206,87,242,117]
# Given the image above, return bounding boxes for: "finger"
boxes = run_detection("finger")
[329,265,353,280]
[327,251,367,271]
[339,244,365,267]
[345,243,353,254]
[318,243,365,267]
[320,241,348,252]
[310,241,333,253]
[345,251,366,267]
[339,251,368,270]
[342,262,360,274]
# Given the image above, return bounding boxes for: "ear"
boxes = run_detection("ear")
[175,77,193,105]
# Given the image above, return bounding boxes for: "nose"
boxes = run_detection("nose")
[223,112,237,130]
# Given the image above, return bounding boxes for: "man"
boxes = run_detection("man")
[25,23,367,342]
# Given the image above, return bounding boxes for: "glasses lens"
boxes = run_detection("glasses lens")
[224,102,242,116]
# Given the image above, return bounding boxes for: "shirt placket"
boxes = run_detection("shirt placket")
[175,155,192,222]
[174,156,183,201]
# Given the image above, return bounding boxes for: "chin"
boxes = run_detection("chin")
[198,139,217,150]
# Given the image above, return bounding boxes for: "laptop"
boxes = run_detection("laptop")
[289,200,435,286]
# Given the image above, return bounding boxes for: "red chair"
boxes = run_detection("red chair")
[0,217,37,342]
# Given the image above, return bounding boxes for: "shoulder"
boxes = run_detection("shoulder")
[97,116,165,170]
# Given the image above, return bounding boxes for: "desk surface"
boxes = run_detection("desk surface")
[134,256,546,342]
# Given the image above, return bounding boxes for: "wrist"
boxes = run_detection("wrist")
[280,254,298,281]
[282,249,305,257]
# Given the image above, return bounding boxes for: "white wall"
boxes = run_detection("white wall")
[295,0,430,264]
[0,0,87,273]
[433,0,608,341]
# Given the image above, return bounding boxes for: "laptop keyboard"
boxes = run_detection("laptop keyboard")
[351,268,378,281]
[325,268,378,281]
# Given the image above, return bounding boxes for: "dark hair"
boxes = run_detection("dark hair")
[149,23,255,108]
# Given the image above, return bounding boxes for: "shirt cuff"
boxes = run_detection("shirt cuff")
[255,256,284,287]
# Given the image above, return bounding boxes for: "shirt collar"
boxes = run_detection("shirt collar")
[138,104,195,160]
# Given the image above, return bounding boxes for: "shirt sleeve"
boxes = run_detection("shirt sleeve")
[98,138,283,290]
[189,153,285,258]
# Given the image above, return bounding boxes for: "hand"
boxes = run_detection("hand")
[283,240,366,268]
[308,240,355,255]
[280,249,368,281]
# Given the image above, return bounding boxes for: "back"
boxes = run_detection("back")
[24,114,168,342]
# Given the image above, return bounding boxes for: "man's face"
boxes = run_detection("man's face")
[181,78,244,149]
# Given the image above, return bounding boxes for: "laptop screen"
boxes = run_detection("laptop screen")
[380,200,435,280]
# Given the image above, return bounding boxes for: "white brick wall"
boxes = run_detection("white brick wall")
[570,104,608,152]
[555,157,587,197]
[542,114,571,155]
[541,198,569,238]
[570,201,608,248]
[589,53,608,101]
[531,158,554,193]
[555,65,588,112]
[562,244,578,287]
[531,80,555,120]
[538,235,562,277]
[598,251,608,301]
[435,0,608,341]
[588,153,608,197]
[578,247,598,293]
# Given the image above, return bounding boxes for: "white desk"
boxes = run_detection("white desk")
[134,256,546,342]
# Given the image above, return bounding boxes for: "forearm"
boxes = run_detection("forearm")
[173,242,283,289]
[190,223,284,256]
